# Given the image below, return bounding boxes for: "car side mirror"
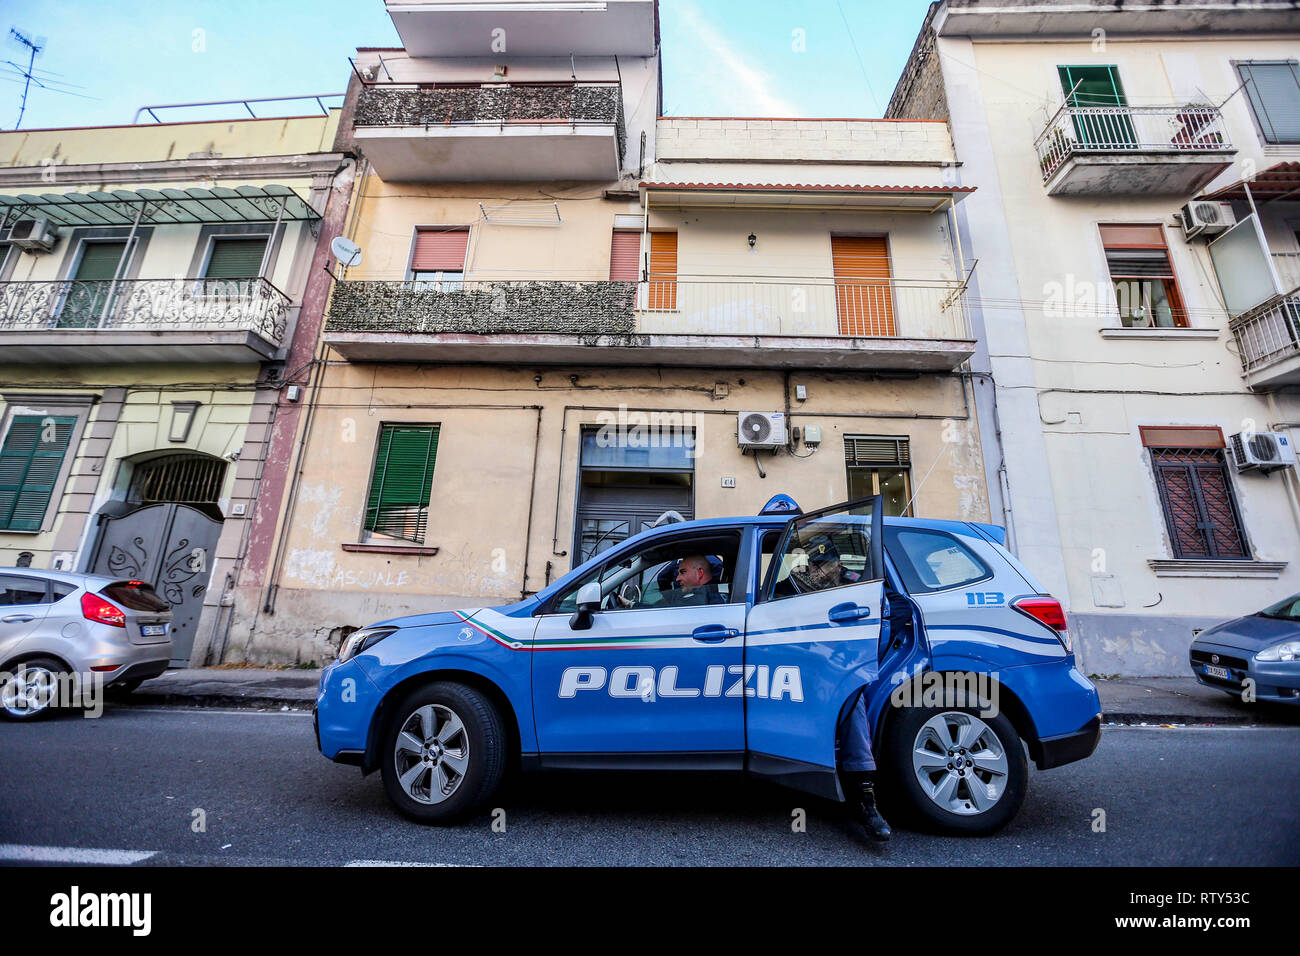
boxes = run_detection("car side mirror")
[569,581,602,631]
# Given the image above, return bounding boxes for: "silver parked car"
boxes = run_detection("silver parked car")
[0,568,173,720]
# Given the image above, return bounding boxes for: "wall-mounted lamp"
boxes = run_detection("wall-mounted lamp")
[169,401,200,443]
[748,233,757,249]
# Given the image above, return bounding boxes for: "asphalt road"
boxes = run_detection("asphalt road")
[2,706,1297,866]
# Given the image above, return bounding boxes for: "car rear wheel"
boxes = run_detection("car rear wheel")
[886,705,1027,835]
[379,681,506,824]
[0,658,64,721]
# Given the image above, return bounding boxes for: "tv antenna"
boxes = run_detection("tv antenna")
[7,28,42,129]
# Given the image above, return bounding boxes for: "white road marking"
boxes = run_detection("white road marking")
[345,860,468,867]
[114,707,312,717]
[1103,723,1299,731]
[0,844,157,865]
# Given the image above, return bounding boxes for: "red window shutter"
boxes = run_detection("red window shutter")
[411,229,469,271]
[609,231,640,281]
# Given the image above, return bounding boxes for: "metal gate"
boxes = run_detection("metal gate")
[89,503,223,664]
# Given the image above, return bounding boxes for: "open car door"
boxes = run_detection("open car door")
[743,496,884,797]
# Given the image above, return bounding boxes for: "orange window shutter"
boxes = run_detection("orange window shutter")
[609,231,641,282]
[411,229,469,272]
[832,236,895,336]
[648,231,677,311]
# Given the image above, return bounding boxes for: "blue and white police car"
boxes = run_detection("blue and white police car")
[314,495,1102,835]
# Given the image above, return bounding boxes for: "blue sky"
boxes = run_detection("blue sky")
[2,0,936,130]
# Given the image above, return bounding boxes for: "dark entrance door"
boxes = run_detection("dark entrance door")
[89,503,222,664]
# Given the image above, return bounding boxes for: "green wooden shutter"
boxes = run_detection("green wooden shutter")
[1058,65,1135,147]
[61,241,129,328]
[74,241,129,281]
[0,415,77,531]
[204,237,269,279]
[364,425,439,543]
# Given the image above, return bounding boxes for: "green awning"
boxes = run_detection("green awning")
[0,184,319,230]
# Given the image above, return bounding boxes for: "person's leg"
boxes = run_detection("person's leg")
[838,690,890,841]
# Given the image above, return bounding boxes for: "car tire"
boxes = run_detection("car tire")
[379,681,506,824]
[0,658,65,722]
[885,703,1028,835]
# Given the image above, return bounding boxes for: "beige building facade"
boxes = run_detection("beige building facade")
[230,0,995,664]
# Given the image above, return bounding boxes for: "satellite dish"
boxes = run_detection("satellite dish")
[330,236,363,268]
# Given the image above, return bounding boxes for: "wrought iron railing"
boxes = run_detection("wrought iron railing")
[0,277,290,342]
[354,82,627,162]
[1229,285,1300,374]
[326,276,972,341]
[1035,103,1232,181]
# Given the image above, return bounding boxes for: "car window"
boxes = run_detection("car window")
[1259,593,1300,621]
[769,508,875,600]
[886,528,992,594]
[49,582,76,603]
[551,533,741,613]
[0,575,50,607]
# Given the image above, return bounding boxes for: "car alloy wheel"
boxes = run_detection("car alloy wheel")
[393,703,470,805]
[1,663,58,719]
[911,711,1010,816]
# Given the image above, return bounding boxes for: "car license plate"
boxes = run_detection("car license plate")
[141,624,168,637]
[1204,664,1230,680]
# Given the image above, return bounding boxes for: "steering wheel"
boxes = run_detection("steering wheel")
[619,581,642,607]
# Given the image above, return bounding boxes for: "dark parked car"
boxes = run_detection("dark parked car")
[1190,593,1300,706]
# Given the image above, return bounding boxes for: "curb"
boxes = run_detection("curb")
[121,693,314,712]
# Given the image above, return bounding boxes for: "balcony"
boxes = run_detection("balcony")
[324,275,975,370]
[384,0,657,58]
[1229,287,1300,390]
[352,83,625,182]
[1034,103,1235,196]
[0,277,289,364]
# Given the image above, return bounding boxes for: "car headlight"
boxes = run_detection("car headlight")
[338,626,397,663]
[1256,640,1300,663]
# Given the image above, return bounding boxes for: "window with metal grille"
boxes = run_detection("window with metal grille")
[364,424,440,544]
[1236,61,1300,145]
[1149,446,1249,559]
[129,455,226,506]
[844,435,912,517]
[0,415,76,531]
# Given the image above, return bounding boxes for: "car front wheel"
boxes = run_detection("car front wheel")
[886,705,1028,835]
[379,681,506,824]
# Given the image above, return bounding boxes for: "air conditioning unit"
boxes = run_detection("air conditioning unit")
[737,411,786,450]
[1179,201,1236,240]
[8,217,57,252]
[1230,431,1297,474]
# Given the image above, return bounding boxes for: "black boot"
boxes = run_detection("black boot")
[843,771,891,841]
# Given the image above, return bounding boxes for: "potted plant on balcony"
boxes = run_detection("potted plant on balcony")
[1038,126,1076,179]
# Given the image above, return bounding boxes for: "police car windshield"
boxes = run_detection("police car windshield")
[1258,593,1300,621]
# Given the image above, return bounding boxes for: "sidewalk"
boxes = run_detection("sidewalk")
[124,668,1299,725]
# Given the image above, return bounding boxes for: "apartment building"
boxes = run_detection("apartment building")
[233,0,995,663]
[0,110,348,664]
[889,0,1300,675]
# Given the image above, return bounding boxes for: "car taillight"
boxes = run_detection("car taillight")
[1012,595,1071,651]
[82,592,126,628]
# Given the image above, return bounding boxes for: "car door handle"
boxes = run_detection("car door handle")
[828,603,873,624]
[2,614,35,623]
[692,624,739,643]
